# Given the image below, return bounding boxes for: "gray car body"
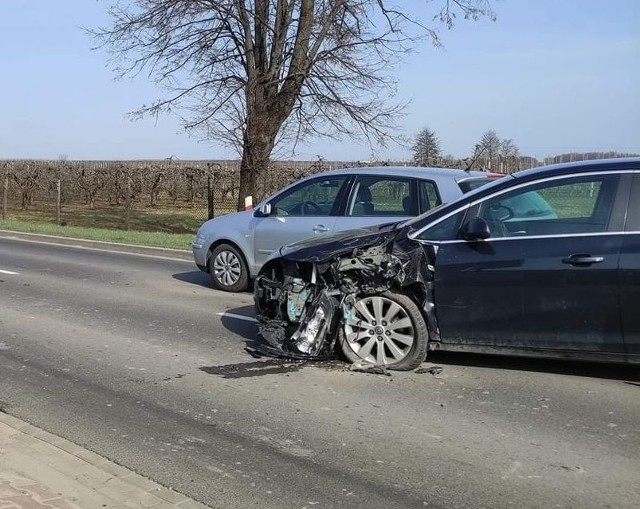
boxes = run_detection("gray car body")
[192,166,491,278]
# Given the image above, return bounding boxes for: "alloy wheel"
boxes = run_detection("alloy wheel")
[343,295,415,365]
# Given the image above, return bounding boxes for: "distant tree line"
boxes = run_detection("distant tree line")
[410,127,638,174]
[0,158,354,214]
[542,152,640,165]
[2,150,637,215]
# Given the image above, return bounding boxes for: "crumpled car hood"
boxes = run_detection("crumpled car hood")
[277,222,402,262]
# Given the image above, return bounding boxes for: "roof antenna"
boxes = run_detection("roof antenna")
[464,144,487,171]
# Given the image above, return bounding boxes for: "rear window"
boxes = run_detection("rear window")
[458,174,504,193]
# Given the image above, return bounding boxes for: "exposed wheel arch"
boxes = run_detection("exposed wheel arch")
[207,239,249,270]
[397,282,441,344]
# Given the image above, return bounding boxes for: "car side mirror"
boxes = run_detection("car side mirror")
[461,217,491,241]
[254,202,272,217]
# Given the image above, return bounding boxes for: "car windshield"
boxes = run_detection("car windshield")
[501,191,556,219]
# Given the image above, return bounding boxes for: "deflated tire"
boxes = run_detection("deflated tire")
[339,290,428,371]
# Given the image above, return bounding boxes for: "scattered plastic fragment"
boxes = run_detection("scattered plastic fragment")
[349,360,391,376]
[414,366,443,375]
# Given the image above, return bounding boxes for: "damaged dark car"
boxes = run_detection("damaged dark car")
[254,158,640,370]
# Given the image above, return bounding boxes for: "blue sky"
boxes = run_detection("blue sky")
[0,0,638,162]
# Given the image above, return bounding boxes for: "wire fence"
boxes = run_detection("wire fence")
[0,154,555,234]
[0,159,380,233]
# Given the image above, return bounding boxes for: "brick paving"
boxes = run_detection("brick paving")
[0,477,79,509]
[0,413,209,509]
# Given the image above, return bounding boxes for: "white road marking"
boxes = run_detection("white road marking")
[216,312,258,323]
[0,269,19,275]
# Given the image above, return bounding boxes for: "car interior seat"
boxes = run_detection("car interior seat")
[351,186,374,216]
[402,195,412,214]
[483,203,509,238]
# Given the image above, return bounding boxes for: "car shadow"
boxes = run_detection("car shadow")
[171,271,255,293]
[218,305,257,340]
[202,305,345,378]
[429,351,640,382]
[172,271,213,288]
[208,305,640,382]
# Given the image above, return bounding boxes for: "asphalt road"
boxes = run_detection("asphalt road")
[0,234,638,509]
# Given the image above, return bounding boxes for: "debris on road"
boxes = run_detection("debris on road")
[415,366,443,375]
[349,360,391,376]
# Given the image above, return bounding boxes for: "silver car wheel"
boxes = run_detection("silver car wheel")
[212,250,242,287]
[343,295,415,365]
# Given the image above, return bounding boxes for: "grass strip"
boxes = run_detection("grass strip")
[0,220,193,250]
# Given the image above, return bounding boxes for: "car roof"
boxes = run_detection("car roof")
[449,157,640,202]
[401,157,640,232]
[311,166,493,181]
[512,157,640,181]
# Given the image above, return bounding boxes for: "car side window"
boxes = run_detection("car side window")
[624,173,640,231]
[347,176,413,217]
[271,176,348,217]
[418,180,442,213]
[417,208,468,241]
[477,174,621,238]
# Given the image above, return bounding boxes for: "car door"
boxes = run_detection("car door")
[429,171,627,354]
[252,175,349,267]
[332,175,418,232]
[620,171,640,357]
[418,205,526,347]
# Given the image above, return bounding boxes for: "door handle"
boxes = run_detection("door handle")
[312,224,329,233]
[561,254,604,266]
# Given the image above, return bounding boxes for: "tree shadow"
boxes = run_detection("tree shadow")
[9,203,203,234]
[429,351,640,382]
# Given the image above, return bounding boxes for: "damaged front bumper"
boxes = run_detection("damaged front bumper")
[254,268,339,358]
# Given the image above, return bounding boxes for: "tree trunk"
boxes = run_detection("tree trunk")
[236,113,277,211]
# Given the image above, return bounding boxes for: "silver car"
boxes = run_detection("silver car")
[193,166,498,291]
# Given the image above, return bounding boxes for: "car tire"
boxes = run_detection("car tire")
[208,243,249,292]
[339,290,428,371]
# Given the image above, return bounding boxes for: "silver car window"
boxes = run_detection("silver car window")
[271,176,348,217]
[347,176,412,217]
[418,180,441,213]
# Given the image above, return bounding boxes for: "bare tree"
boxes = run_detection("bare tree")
[12,161,42,210]
[499,138,519,173]
[76,165,108,208]
[467,131,522,172]
[91,1,494,209]
[411,127,442,166]
[475,129,501,170]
